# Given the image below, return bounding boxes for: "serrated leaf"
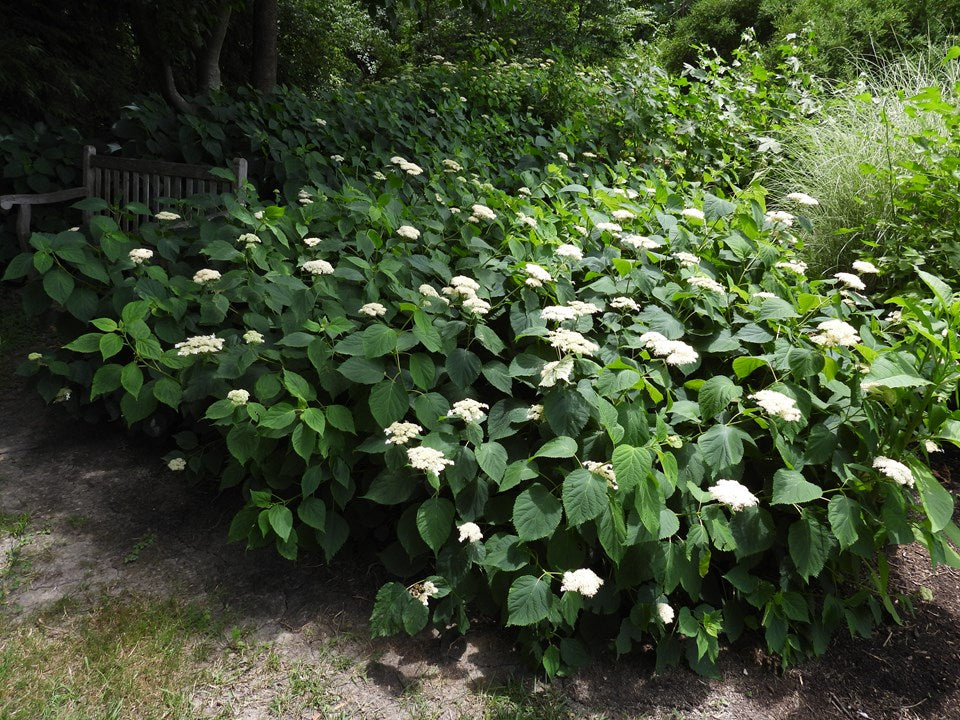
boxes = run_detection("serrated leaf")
[368,380,409,427]
[446,348,481,387]
[771,469,823,505]
[914,461,954,533]
[611,445,652,492]
[476,442,508,483]
[475,324,505,354]
[325,405,355,433]
[543,388,591,437]
[64,332,103,353]
[416,497,454,551]
[513,484,563,541]
[100,332,124,360]
[697,424,751,470]
[408,353,436,390]
[732,356,768,379]
[533,436,578,459]
[697,376,743,421]
[297,496,327,530]
[788,513,831,581]
[226,423,257,463]
[301,407,326,434]
[338,356,385,384]
[506,575,552,626]
[152,377,182,409]
[267,505,294,542]
[563,468,607,525]
[43,268,74,304]
[361,324,398,357]
[827,496,860,549]
[120,362,143,397]
[283,369,316,401]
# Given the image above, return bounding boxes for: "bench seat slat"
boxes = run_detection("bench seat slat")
[91,154,225,182]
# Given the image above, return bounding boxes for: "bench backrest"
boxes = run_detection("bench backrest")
[81,145,248,232]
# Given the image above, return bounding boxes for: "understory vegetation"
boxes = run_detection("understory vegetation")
[3,0,960,682]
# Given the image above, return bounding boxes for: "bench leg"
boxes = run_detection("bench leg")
[16,204,31,252]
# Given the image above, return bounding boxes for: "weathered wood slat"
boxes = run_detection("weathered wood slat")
[0,187,88,209]
[90,154,226,181]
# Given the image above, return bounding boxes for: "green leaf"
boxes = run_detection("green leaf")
[120,362,144,398]
[301,408,326,434]
[697,424,751,470]
[446,348,482,387]
[291,423,316,460]
[533,436,578,459]
[758,297,798,321]
[368,380,409,427]
[361,325,398,357]
[611,445,652,492]
[408,353,436,390]
[827,496,860,549]
[543,388,591,437]
[370,582,408,637]
[90,363,123,399]
[283,369,317,401]
[788,513,832,581]
[325,405,355,433]
[476,442,508,483]
[732,356,767,379]
[267,505,294,542]
[297,496,327,530]
[259,404,297,430]
[43,268,74,304]
[475,324,505,355]
[278,332,316,348]
[500,460,538,491]
[862,354,931,389]
[914,462,954,533]
[64,332,103,353]
[152,378,182,409]
[703,192,737,221]
[416,497,455,552]
[506,575,552,626]
[413,309,442,352]
[513,484,563,541]
[917,268,952,307]
[563,468,607,525]
[338,356,385,384]
[99,333,124,360]
[771,469,823,505]
[226,423,258,463]
[697,376,743,421]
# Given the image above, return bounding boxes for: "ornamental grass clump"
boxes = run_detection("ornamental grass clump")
[7,152,960,680]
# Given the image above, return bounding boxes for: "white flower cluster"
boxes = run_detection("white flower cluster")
[612,209,635,222]
[657,602,675,624]
[441,275,490,314]
[925,440,943,454]
[524,263,553,286]
[610,296,640,312]
[167,457,187,471]
[406,446,455,475]
[297,189,313,205]
[810,319,860,347]
[442,158,462,172]
[384,421,423,445]
[754,291,778,299]
[560,568,604,597]
[673,252,699,268]
[390,155,423,175]
[639,332,698,365]
[243,330,264,345]
[873,457,914,488]
[540,356,574,387]
[776,260,808,275]
[303,237,322,247]
[568,300,602,316]
[54,387,71,403]
[409,580,439,606]
[583,460,617,490]
[688,275,726,295]
[749,389,801,421]
[621,235,661,251]
[526,404,543,421]
[175,334,224,356]
[458,522,483,543]
[360,302,387,317]
[397,225,421,240]
[155,211,180,221]
[516,213,537,228]
[786,192,819,206]
[556,244,583,260]
[301,259,335,275]
[449,399,490,423]
[193,268,221,284]
[595,222,622,234]
[330,154,345,163]
[707,479,759,511]
[129,248,154,265]
[765,210,795,226]
[27,352,43,361]
[471,203,497,220]
[834,272,866,291]
[238,232,261,246]
[548,329,599,356]
[227,389,249,406]
[541,305,578,322]
[681,208,705,221]
[852,260,879,274]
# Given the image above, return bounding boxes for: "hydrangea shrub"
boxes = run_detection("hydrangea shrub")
[7,153,960,676]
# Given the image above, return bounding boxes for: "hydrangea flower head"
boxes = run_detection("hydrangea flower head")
[707,479,759,511]
[749,389,802,421]
[560,568,604,597]
[302,259,335,276]
[227,389,250,406]
[873,457,914,488]
[458,522,483,543]
[360,302,387,317]
[193,268,221,284]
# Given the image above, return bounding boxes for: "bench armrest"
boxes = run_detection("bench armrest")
[0,187,88,211]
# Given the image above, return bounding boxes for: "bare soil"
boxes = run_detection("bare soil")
[2,352,959,719]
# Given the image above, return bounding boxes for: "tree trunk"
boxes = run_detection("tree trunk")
[198,2,232,92]
[129,1,197,114]
[252,0,278,92]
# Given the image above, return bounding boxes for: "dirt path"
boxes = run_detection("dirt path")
[2,370,960,719]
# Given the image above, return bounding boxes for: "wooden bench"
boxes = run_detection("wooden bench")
[1,145,248,249]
